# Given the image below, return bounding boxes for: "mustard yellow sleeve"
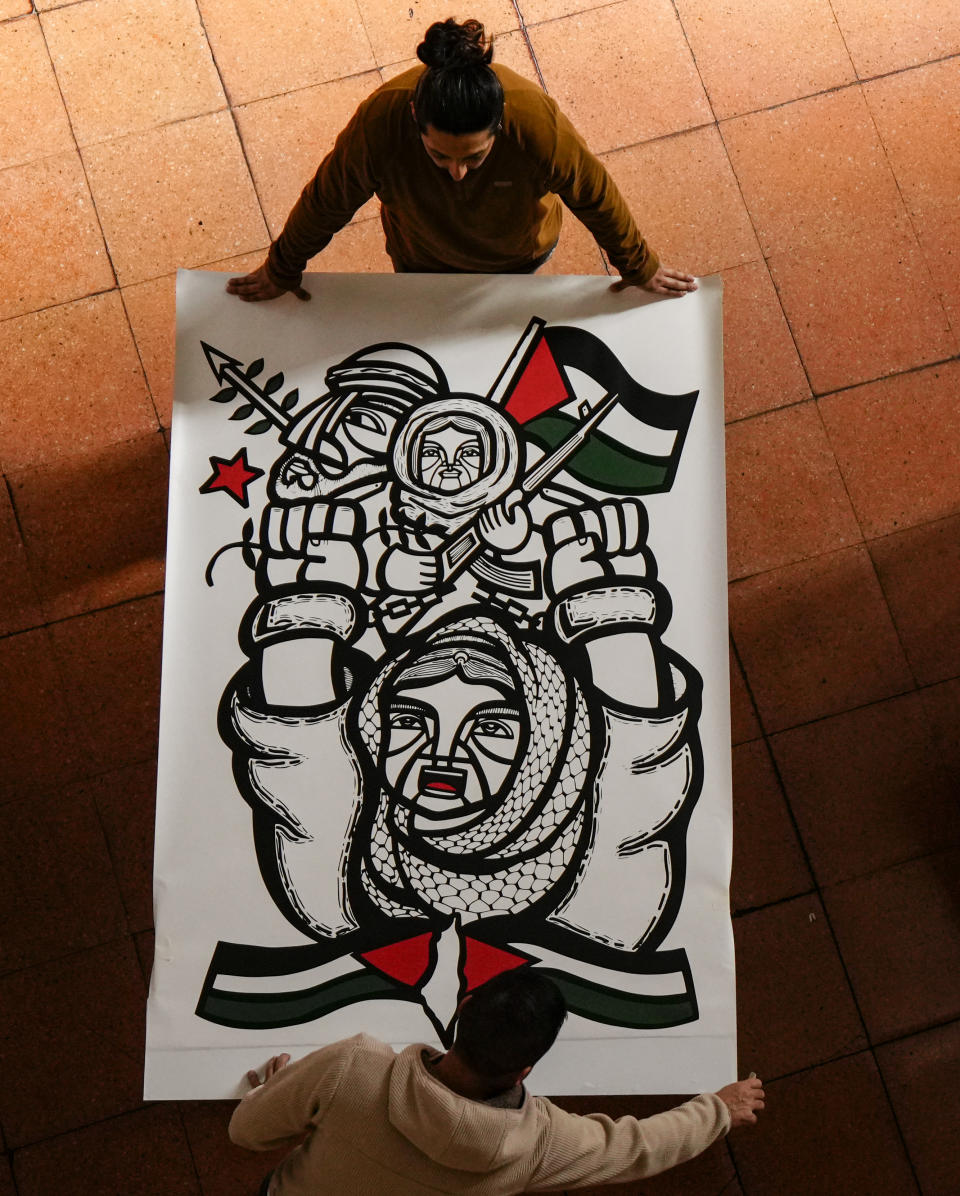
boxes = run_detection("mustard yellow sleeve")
[265,104,379,289]
[541,104,659,285]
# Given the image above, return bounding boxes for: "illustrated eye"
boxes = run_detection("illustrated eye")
[344,410,386,433]
[420,446,440,459]
[458,445,481,460]
[474,719,514,738]
[390,713,424,730]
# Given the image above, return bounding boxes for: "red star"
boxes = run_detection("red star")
[199,448,264,507]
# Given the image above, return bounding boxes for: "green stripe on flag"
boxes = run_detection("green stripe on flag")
[539,968,698,1029]
[200,969,403,1029]
[524,415,671,495]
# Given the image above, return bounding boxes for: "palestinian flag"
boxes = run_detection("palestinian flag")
[488,318,699,495]
[197,929,696,1034]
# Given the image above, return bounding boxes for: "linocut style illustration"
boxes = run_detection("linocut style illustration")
[194,317,703,1044]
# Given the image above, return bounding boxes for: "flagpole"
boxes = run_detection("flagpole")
[431,390,621,588]
[519,390,620,494]
[485,317,545,405]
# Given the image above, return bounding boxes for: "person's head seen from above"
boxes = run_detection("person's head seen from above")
[412,18,504,182]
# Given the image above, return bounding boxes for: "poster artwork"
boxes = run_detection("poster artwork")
[147,273,731,1098]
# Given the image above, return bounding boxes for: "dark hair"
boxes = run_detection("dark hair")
[413,19,504,135]
[453,969,567,1077]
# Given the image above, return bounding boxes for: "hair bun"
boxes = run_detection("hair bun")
[417,18,492,69]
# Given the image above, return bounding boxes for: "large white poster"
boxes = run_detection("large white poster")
[146,271,732,1099]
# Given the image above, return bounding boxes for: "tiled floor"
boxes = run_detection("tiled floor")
[1,0,957,1191]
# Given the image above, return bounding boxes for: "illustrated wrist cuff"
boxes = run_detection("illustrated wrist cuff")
[554,583,661,643]
[249,591,357,645]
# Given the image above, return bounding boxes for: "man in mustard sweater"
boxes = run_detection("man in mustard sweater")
[231,969,763,1195]
[227,18,697,304]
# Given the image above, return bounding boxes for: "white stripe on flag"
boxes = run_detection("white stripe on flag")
[216,951,361,995]
[561,368,679,458]
[510,943,688,997]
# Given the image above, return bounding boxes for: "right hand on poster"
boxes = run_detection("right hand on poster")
[226,263,311,303]
[611,265,698,297]
[716,1075,765,1128]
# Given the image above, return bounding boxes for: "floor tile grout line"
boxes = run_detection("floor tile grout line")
[5,1098,159,1158]
[0,925,152,989]
[0,759,160,824]
[810,395,925,694]
[175,1100,206,1194]
[857,82,956,341]
[87,775,142,942]
[116,287,170,433]
[822,0,861,91]
[735,841,960,909]
[0,585,164,645]
[709,110,819,400]
[188,2,272,261]
[506,2,608,276]
[2,45,953,182]
[869,1012,960,1055]
[731,667,960,745]
[667,0,721,128]
[742,726,884,1087]
[738,601,941,1192]
[515,0,628,33]
[350,0,377,72]
[659,3,829,402]
[32,9,119,295]
[1,421,168,579]
[714,49,960,126]
[28,9,170,450]
[508,0,547,93]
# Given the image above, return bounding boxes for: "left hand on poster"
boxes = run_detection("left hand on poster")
[476,490,531,553]
[260,501,363,589]
[245,1053,291,1090]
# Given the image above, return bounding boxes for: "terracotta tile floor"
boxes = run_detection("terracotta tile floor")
[1,2,957,1191]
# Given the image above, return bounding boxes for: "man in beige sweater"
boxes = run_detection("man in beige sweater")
[231,969,764,1195]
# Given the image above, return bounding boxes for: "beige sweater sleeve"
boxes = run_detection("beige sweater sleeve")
[229,1038,357,1151]
[527,1093,731,1190]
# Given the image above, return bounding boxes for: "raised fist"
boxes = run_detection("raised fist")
[260,500,363,589]
[570,498,647,556]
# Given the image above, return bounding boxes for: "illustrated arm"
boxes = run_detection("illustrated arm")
[253,498,367,706]
[265,103,378,291]
[529,1095,730,1189]
[229,1040,354,1150]
[545,501,667,708]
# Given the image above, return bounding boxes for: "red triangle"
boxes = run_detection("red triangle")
[360,932,433,986]
[463,938,530,991]
[503,337,570,425]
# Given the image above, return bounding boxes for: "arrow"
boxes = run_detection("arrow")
[201,341,291,431]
